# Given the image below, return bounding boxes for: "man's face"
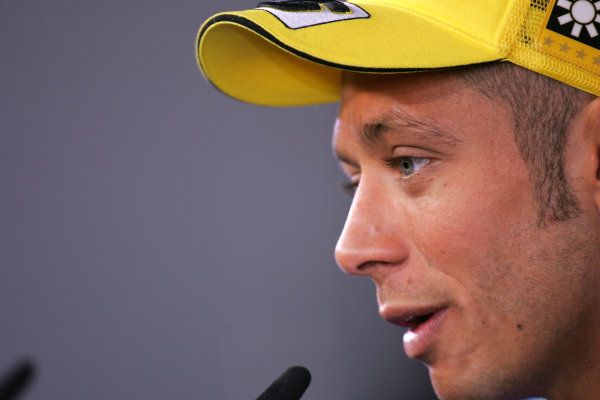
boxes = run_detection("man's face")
[333,71,600,399]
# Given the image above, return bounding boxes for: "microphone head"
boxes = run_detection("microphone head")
[256,366,311,400]
[0,359,36,400]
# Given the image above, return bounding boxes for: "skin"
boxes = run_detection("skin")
[332,70,600,400]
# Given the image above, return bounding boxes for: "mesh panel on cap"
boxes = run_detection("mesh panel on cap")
[504,0,600,95]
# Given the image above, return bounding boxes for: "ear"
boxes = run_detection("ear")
[572,97,600,212]
[597,147,600,180]
[597,148,600,180]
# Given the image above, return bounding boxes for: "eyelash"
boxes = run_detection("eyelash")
[340,180,358,197]
[340,156,431,197]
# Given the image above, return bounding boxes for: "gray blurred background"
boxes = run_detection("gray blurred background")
[0,1,436,399]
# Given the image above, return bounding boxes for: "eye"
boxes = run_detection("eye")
[391,156,430,177]
[340,180,358,197]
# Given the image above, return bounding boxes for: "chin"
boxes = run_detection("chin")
[428,365,532,400]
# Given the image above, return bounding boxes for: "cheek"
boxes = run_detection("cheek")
[406,165,538,302]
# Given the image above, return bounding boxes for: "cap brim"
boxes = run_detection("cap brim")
[196,4,503,106]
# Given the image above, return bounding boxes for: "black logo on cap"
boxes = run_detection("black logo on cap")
[257,0,352,14]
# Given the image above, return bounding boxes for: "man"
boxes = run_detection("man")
[196,0,600,399]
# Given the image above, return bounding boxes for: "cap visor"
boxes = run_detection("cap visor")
[197,4,502,106]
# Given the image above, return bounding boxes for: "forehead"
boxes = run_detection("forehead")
[333,70,508,150]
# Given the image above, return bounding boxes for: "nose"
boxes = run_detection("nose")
[334,179,409,277]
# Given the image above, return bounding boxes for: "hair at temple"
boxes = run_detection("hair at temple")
[458,62,596,225]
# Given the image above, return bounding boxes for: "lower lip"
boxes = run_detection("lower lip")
[403,309,448,359]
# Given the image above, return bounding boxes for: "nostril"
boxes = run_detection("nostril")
[334,248,370,276]
[356,260,388,272]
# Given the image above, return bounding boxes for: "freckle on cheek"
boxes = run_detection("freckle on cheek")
[517,323,524,330]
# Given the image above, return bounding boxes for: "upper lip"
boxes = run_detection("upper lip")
[380,305,447,330]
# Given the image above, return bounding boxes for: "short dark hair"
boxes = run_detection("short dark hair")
[458,62,595,225]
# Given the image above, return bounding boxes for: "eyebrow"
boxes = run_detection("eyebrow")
[333,107,463,167]
[360,107,463,148]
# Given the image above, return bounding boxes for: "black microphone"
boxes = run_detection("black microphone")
[0,359,35,400]
[256,366,311,400]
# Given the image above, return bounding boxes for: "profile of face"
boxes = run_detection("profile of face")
[333,71,600,400]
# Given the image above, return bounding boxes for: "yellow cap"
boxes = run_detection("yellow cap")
[196,0,600,106]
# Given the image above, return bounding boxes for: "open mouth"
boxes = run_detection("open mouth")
[401,313,435,330]
[389,307,450,359]
[384,307,445,331]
